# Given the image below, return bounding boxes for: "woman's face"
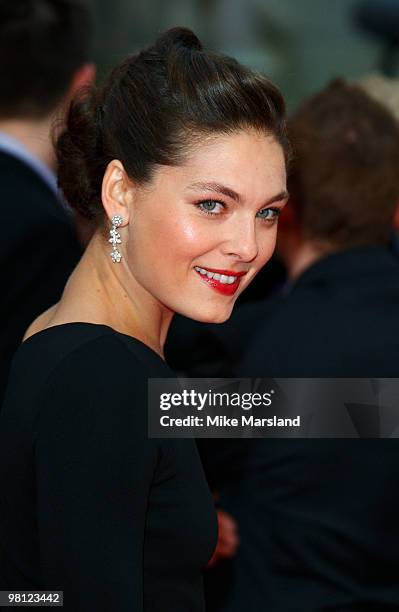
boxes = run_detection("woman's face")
[125,129,287,323]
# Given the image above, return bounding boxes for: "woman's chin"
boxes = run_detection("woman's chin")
[179,303,235,324]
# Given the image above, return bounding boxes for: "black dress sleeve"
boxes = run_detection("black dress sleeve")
[34,336,159,612]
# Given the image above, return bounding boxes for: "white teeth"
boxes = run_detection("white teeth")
[195,266,208,276]
[194,267,207,275]
[194,266,239,284]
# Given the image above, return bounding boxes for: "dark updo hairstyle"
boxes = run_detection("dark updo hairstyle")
[57,27,290,221]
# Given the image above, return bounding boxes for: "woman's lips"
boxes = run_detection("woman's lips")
[194,266,246,296]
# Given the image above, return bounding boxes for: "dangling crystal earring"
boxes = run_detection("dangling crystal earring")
[109,214,123,263]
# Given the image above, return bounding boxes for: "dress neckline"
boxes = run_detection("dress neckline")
[21,321,166,363]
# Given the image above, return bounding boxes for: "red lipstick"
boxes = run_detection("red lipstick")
[194,266,247,296]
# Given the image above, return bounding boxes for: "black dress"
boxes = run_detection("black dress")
[0,323,217,611]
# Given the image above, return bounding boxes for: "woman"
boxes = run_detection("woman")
[0,27,289,611]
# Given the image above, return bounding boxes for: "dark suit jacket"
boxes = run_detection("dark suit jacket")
[239,244,399,377]
[0,152,82,406]
[204,245,399,611]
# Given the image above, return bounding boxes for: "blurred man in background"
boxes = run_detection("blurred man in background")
[204,80,399,612]
[0,0,95,406]
[241,79,399,377]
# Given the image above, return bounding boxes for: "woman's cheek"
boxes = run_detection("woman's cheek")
[172,216,214,254]
[265,228,278,259]
[256,227,278,267]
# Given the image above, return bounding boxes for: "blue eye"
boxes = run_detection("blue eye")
[256,207,280,221]
[196,200,225,215]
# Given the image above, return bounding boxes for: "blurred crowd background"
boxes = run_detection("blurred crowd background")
[93,0,399,109]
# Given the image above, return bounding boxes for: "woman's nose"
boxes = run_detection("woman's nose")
[221,216,259,262]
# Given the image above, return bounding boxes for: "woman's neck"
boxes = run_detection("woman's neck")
[44,231,174,359]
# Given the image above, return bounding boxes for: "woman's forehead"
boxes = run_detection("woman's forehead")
[137,131,287,213]
[167,131,287,198]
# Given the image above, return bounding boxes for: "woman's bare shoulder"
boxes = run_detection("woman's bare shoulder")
[23,304,59,341]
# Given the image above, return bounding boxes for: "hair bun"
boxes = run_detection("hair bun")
[154,27,202,54]
[56,90,104,220]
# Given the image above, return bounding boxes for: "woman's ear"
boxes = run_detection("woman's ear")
[101,159,133,226]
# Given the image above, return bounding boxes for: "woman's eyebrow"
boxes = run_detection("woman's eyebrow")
[267,191,289,205]
[188,182,242,202]
[188,181,289,206]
